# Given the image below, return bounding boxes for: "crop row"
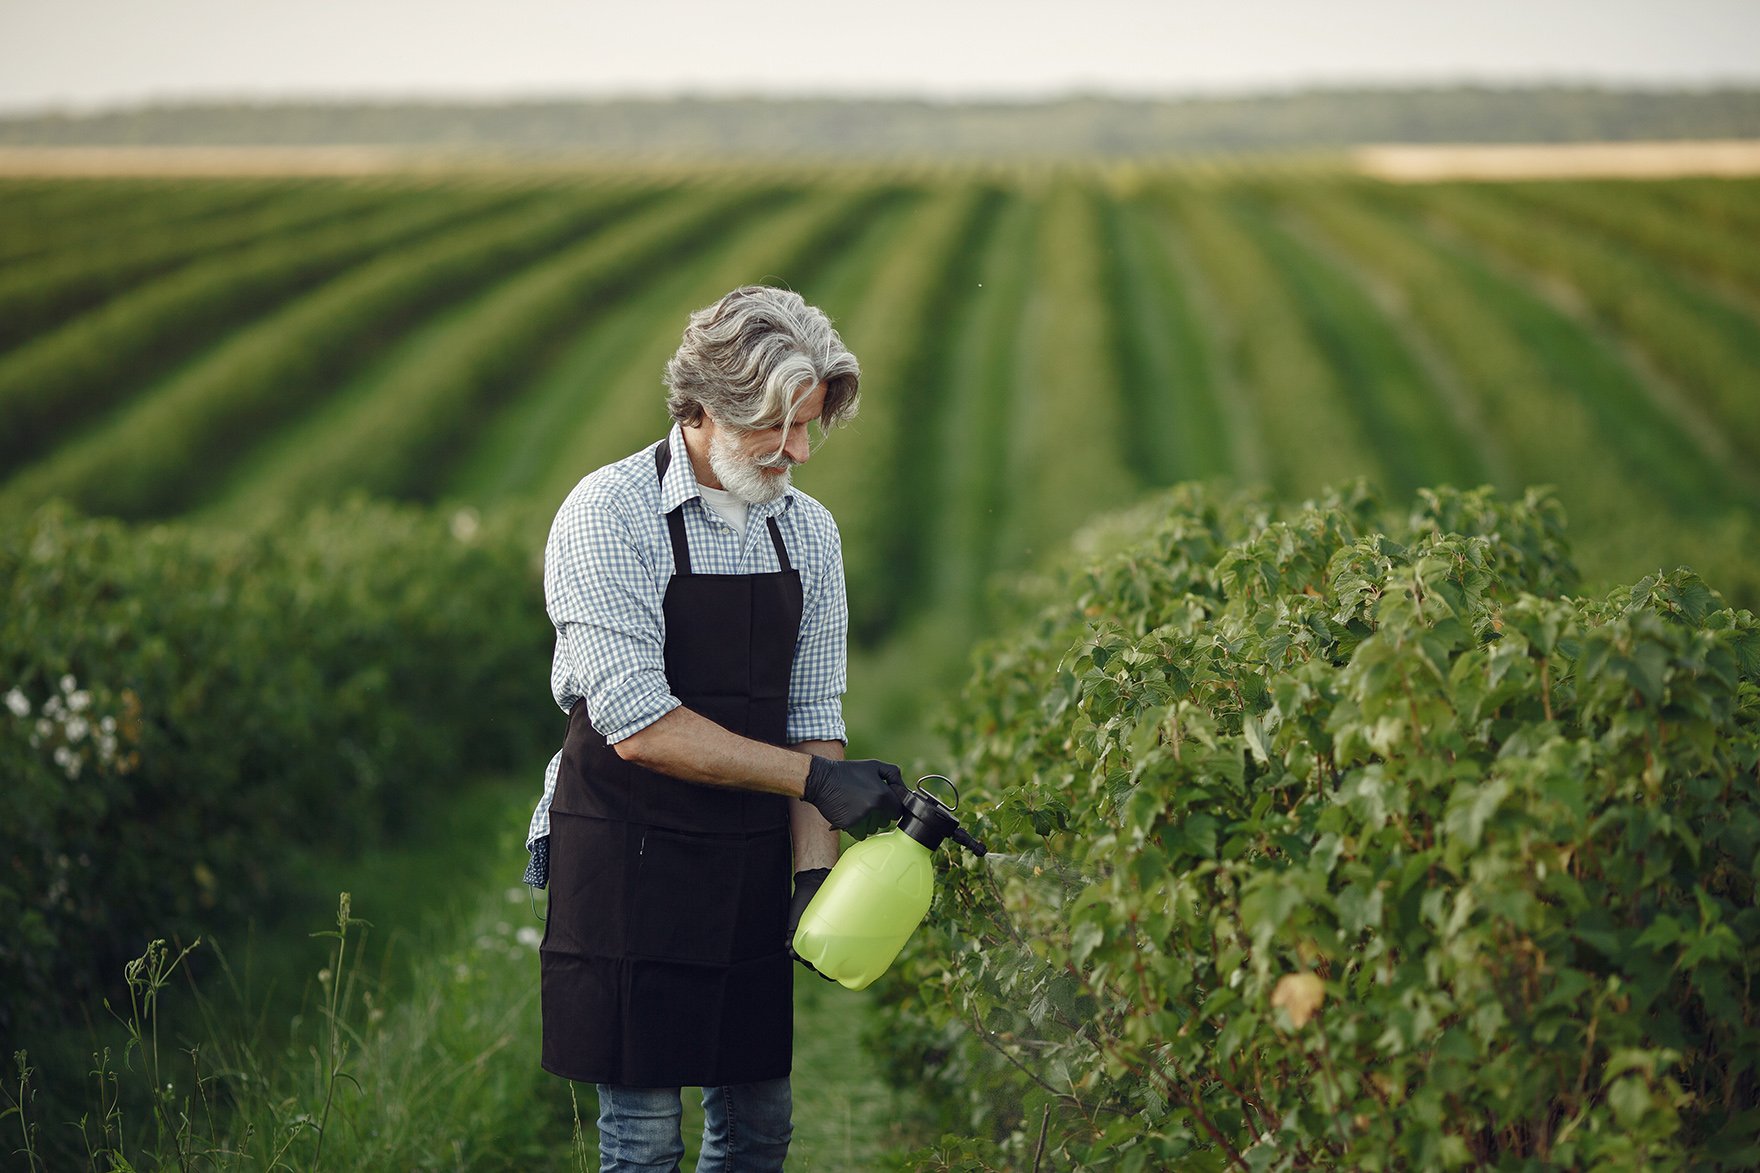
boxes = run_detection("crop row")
[917,190,1040,625]
[211,184,793,514]
[795,186,998,640]
[0,185,559,474]
[1652,177,1760,238]
[1,182,670,516]
[508,182,923,515]
[1377,181,1760,469]
[1156,181,1383,497]
[1003,182,1141,558]
[1097,187,1227,486]
[0,180,439,353]
[1282,183,1759,599]
[1489,179,1760,304]
[0,178,305,263]
[2,170,1755,621]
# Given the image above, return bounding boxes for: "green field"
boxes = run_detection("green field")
[4,164,1759,1167]
[5,167,1757,623]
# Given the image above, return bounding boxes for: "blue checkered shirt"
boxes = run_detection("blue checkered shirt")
[522,424,849,886]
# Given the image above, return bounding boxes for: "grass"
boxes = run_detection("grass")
[5,773,927,1171]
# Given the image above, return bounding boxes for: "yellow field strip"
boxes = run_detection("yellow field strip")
[1355,140,1760,182]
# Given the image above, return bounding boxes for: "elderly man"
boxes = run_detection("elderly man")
[523,285,906,1171]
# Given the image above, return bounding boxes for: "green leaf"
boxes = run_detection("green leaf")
[1680,924,1741,970]
[1607,1076,1655,1131]
[1240,874,1306,948]
[1242,712,1273,764]
[1443,776,1509,853]
[1070,919,1105,967]
[1633,915,1685,952]
[1170,813,1218,860]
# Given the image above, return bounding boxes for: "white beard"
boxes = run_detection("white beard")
[708,427,793,505]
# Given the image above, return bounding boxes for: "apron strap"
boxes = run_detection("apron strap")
[655,439,693,574]
[666,510,693,575]
[765,517,792,572]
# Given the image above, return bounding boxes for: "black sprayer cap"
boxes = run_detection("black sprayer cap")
[897,776,987,856]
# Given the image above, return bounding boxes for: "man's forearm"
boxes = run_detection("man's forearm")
[790,739,843,872]
[613,706,814,795]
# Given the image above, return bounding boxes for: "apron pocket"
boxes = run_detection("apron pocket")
[629,826,745,963]
[541,810,634,956]
[629,825,788,964]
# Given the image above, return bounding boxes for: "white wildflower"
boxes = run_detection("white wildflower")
[450,508,481,543]
[100,715,116,735]
[53,745,82,779]
[3,688,28,718]
[59,674,76,694]
[68,690,91,713]
[516,926,542,949]
[43,695,64,719]
[65,716,89,742]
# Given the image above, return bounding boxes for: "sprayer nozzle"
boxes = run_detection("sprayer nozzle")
[954,827,988,857]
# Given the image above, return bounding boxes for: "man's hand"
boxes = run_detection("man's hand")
[802,756,907,840]
[787,867,833,977]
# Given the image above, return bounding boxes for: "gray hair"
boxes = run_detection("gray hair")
[664,286,860,435]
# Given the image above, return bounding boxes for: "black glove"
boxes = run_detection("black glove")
[802,756,907,840]
[787,867,833,977]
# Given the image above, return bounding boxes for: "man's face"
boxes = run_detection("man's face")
[704,380,828,505]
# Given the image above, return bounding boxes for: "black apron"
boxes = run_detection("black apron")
[540,438,802,1088]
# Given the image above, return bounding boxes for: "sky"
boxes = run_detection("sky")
[2,0,1758,113]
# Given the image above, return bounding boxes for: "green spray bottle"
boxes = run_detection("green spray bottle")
[792,775,987,990]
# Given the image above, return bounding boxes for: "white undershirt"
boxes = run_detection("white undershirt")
[697,484,748,538]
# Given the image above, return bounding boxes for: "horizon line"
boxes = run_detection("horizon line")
[7,75,1760,120]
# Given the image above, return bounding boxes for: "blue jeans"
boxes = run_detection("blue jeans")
[596,1078,792,1172]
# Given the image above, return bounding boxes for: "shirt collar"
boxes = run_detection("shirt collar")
[658,422,795,520]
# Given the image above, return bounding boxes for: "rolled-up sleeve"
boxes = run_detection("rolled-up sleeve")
[785,510,848,745]
[545,480,681,744]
